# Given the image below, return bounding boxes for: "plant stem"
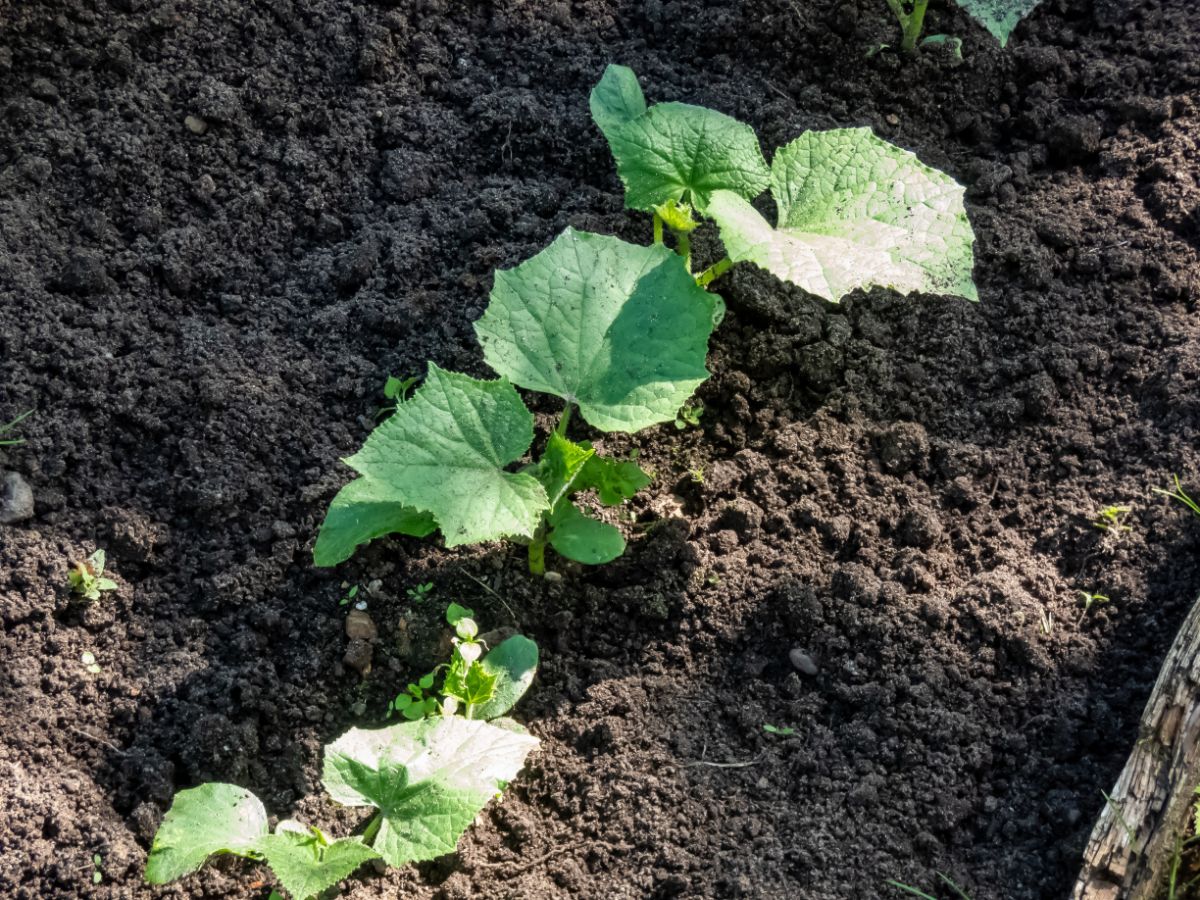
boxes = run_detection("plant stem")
[555,403,574,436]
[900,0,929,52]
[676,231,691,272]
[362,813,383,845]
[528,537,546,576]
[653,214,664,245]
[696,257,732,287]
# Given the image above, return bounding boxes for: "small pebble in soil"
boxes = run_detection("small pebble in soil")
[789,648,819,676]
[543,571,562,583]
[184,115,208,134]
[0,471,35,524]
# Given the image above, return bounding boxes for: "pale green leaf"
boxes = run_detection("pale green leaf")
[322,717,539,867]
[317,365,549,553]
[475,635,539,720]
[576,451,652,506]
[600,99,769,213]
[313,478,436,567]
[956,0,1042,46]
[708,128,976,302]
[476,229,718,433]
[548,501,626,565]
[257,827,378,900]
[535,433,595,508]
[145,784,267,884]
[589,64,646,141]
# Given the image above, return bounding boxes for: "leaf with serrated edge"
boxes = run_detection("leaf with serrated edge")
[476,229,718,433]
[319,365,548,551]
[474,635,539,720]
[548,501,626,565]
[602,100,769,213]
[535,433,595,509]
[257,828,378,900]
[322,718,539,868]
[589,64,646,142]
[313,478,436,567]
[956,0,1042,45]
[708,128,976,303]
[145,784,267,884]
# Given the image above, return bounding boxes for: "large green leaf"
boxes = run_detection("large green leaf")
[956,0,1042,46]
[257,824,379,900]
[476,229,718,433]
[708,128,977,303]
[313,479,436,566]
[589,64,646,140]
[547,501,626,565]
[322,718,539,868]
[314,365,549,555]
[145,784,267,884]
[475,635,539,720]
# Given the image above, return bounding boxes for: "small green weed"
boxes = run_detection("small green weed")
[1155,476,1200,519]
[887,872,972,899]
[674,400,703,430]
[762,723,795,736]
[91,854,103,885]
[68,550,118,602]
[1093,504,1132,535]
[81,651,101,675]
[406,581,434,604]
[0,409,32,447]
[1076,591,1110,624]
[338,584,359,607]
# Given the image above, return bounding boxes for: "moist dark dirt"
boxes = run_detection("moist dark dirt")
[3,0,1200,897]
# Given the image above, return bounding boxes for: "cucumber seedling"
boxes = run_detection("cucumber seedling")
[884,0,1044,53]
[68,550,118,601]
[147,608,540,899]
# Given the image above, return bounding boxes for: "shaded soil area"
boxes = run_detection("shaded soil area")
[3,0,1200,897]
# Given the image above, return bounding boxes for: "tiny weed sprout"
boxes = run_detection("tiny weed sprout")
[80,651,101,674]
[0,409,32,446]
[338,584,358,607]
[888,872,973,900]
[762,723,795,736]
[1093,504,1132,534]
[376,374,418,420]
[1077,591,1110,624]
[1154,475,1200,519]
[91,853,103,885]
[68,550,118,601]
[884,0,1045,54]
[674,399,704,430]
[406,581,434,603]
[147,608,540,898]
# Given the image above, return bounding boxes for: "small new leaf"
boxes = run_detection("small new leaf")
[575,450,652,506]
[322,718,539,868]
[476,229,718,433]
[145,784,267,884]
[956,0,1043,46]
[707,128,977,303]
[257,826,379,900]
[474,635,539,720]
[313,365,549,565]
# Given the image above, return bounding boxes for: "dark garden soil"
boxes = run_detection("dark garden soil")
[3,0,1200,897]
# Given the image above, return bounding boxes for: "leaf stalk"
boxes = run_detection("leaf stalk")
[696,257,732,287]
[652,214,664,245]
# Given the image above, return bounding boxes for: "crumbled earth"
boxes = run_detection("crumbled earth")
[2,0,1199,897]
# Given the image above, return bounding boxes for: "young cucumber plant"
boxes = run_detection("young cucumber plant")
[886,0,1044,53]
[591,65,978,304]
[314,66,976,575]
[146,608,539,899]
[314,229,713,575]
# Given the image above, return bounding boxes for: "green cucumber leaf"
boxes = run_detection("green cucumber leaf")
[576,450,652,506]
[589,64,647,141]
[313,479,437,566]
[257,826,379,900]
[535,433,595,508]
[145,784,267,884]
[708,128,976,303]
[956,0,1042,46]
[476,229,718,433]
[591,66,769,213]
[475,635,539,720]
[314,365,549,557]
[322,717,539,868]
[548,501,626,565]
[443,657,499,710]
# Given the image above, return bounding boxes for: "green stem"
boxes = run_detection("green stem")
[528,537,546,576]
[696,257,732,287]
[555,403,574,436]
[676,231,691,272]
[652,214,664,245]
[900,0,929,53]
[362,813,383,845]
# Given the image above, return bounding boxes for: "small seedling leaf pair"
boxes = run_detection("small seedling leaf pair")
[315,230,706,571]
[592,65,977,303]
[68,549,118,602]
[147,720,539,897]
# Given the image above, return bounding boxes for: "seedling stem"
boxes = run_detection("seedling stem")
[653,213,664,245]
[697,257,733,287]
[886,0,931,52]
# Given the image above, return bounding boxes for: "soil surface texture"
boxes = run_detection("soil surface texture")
[3,0,1200,898]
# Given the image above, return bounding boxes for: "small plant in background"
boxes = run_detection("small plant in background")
[1076,591,1110,624]
[674,399,704,430]
[0,409,32,446]
[1155,475,1200,519]
[762,723,795,736]
[1093,504,1133,535]
[883,0,1044,53]
[405,581,434,603]
[81,651,101,674]
[338,584,359,607]
[91,854,103,885]
[387,670,438,720]
[376,374,418,420]
[68,550,118,601]
[146,605,541,898]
